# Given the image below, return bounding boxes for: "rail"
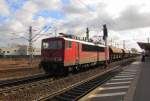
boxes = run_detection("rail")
[39,65,121,101]
[0,58,137,100]
[0,73,50,88]
[39,58,136,101]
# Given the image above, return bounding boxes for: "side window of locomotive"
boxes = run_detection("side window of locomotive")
[68,41,72,48]
[82,44,95,51]
[65,41,72,48]
[82,44,104,52]
[97,47,105,52]
[65,41,68,48]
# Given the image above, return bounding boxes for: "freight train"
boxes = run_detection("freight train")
[40,35,139,75]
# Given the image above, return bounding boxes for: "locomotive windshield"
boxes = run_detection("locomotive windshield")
[42,40,62,49]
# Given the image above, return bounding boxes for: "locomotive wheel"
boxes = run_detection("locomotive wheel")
[72,65,80,73]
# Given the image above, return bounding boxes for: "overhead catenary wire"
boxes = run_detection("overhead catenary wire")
[76,0,106,42]
[10,25,53,64]
[77,0,94,12]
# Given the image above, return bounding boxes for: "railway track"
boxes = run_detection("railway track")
[39,65,121,101]
[0,58,137,101]
[0,73,50,87]
[0,73,53,98]
[39,58,137,101]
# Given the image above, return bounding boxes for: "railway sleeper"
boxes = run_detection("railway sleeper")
[78,83,96,88]
[54,96,72,101]
[70,89,86,93]
[60,93,80,99]
[71,87,88,92]
[65,91,83,96]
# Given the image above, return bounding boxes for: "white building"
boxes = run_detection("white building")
[27,47,41,56]
[0,45,41,56]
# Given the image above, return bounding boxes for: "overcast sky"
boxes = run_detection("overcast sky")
[0,0,150,51]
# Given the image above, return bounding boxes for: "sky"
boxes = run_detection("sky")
[0,0,150,51]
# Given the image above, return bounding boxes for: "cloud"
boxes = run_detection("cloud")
[0,0,9,15]
[62,2,150,32]
[0,0,150,50]
[0,0,63,47]
[112,5,150,30]
[33,0,62,10]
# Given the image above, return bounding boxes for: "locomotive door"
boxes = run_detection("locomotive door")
[76,43,80,64]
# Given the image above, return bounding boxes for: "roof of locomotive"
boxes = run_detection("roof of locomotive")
[42,37,105,47]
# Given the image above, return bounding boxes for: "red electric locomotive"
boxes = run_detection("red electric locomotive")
[40,35,109,75]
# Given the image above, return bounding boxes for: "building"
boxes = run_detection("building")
[0,45,41,56]
[31,48,41,55]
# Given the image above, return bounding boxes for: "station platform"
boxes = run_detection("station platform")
[133,57,150,101]
[79,58,150,101]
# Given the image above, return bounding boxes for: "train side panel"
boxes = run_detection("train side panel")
[64,40,109,66]
[64,40,77,66]
[79,44,108,64]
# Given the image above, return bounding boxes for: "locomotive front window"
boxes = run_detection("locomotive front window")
[42,40,62,49]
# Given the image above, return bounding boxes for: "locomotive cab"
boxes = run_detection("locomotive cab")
[40,37,65,75]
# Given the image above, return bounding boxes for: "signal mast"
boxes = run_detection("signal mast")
[103,24,108,67]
